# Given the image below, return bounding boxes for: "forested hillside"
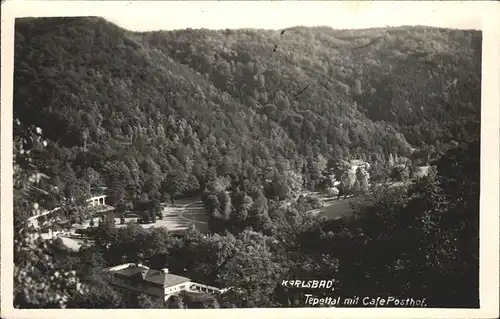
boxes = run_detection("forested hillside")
[13,17,481,309]
[14,17,481,208]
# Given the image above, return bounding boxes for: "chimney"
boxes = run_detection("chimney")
[137,262,149,268]
[162,268,169,274]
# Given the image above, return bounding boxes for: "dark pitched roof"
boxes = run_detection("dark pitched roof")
[113,265,191,288]
[145,269,191,287]
[114,266,144,277]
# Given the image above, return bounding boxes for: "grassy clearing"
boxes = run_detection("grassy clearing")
[308,195,372,219]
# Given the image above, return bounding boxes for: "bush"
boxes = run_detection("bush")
[391,165,410,181]
[306,195,324,209]
[75,228,97,237]
[326,187,340,198]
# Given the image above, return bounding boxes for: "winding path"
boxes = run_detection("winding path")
[175,201,208,225]
[158,198,209,233]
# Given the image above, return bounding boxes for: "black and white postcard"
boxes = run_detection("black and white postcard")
[1,1,499,319]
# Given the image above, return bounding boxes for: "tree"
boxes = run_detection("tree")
[186,173,201,195]
[137,294,165,308]
[326,187,339,199]
[388,153,395,168]
[167,295,185,309]
[180,292,220,309]
[434,140,479,306]
[163,170,188,206]
[390,164,410,182]
[230,191,254,228]
[13,18,481,309]
[369,161,387,183]
[220,191,233,221]
[283,169,303,198]
[339,168,355,198]
[352,78,363,96]
[265,174,292,201]
[325,140,479,307]
[355,167,370,194]
[68,274,124,308]
[94,218,118,252]
[217,230,285,308]
[107,180,127,206]
[13,120,85,308]
[352,180,362,196]
[151,199,163,218]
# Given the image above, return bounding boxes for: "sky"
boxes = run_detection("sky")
[3,1,492,31]
[104,1,485,31]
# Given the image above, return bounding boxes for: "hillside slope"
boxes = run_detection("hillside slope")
[13,17,481,205]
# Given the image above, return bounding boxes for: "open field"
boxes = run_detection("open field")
[307,195,373,219]
[108,197,209,233]
[158,198,209,233]
[59,197,210,251]
[59,194,371,252]
[59,236,87,251]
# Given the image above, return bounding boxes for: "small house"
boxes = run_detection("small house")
[106,263,228,303]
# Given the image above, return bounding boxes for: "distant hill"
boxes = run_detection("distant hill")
[13,17,481,204]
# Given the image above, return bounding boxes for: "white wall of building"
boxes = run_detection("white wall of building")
[164,281,193,300]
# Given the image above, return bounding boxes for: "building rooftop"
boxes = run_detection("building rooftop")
[112,264,191,288]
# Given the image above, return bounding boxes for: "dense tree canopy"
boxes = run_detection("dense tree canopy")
[14,17,480,207]
[13,17,481,309]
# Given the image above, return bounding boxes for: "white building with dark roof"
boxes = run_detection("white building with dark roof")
[106,263,227,302]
